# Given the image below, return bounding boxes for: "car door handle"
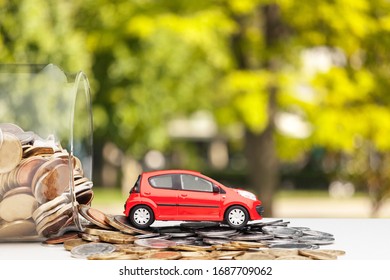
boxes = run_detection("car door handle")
[144,192,151,195]
[180,194,187,198]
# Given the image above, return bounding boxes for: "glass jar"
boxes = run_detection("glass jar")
[0,64,93,241]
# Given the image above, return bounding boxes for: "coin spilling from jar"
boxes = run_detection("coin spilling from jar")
[0,123,93,240]
[42,205,346,260]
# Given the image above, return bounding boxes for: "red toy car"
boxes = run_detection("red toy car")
[123,170,264,229]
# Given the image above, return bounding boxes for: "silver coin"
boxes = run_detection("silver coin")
[196,229,238,238]
[134,237,177,249]
[302,230,334,238]
[269,243,314,249]
[180,222,220,229]
[290,227,311,231]
[232,233,274,241]
[135,232,161,239]
[298,236,335,245]
[263,227,303,239]
[202,238,231,245]
[70,243,116,259]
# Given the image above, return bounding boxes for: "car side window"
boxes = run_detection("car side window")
[180,174,213,192]
[149,175,174,189]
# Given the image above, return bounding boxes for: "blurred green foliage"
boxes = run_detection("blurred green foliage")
[2,0,390,216]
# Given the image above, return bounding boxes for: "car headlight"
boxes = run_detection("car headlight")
[237,190,257,201]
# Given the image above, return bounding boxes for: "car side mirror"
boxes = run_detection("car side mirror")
[212,185,220,193]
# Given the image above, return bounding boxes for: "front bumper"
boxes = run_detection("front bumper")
[256,205,264,216]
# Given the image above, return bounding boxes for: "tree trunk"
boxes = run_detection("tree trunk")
[244,86,279,217]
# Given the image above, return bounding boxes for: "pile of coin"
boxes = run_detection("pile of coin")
[43,204,346,260]
[0,123,93,240]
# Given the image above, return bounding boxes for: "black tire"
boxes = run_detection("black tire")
[128,205,155,229]
[224,205,249,229]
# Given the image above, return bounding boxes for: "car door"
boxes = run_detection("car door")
[177,174,221,220]
[145,174,178,219]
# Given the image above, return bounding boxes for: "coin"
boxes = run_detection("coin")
[0,132,22,174]
[0,123,24,135]
[230,241,267,249]
[99,232,137,244]
[196,228,238,238]
[234,252,275,260]
[302,230,334,238]
[87,251,127,260]
[298,236,335,245]
[84,226,117,236]
[3,186,33,199]
[276,255,311,260]
[269,243,314,249]
[81,233,100,242]
[37,214,72,237]
[203,238,231,245]
[232,233,274,241]
[104,214,137,234]
[268,249,299,257]
[31,157,67,194]
[63,238,89,251]
[34,163,70,204]
[299,250,338,260]
[15,156,47,188]
[42,231,80,245]
[78,205,113,230]
[0,220,37,238]
[134,238,177,249]
[0,193,38,222]
[70,243,116,259]
[180,222,220,229]
[144,251,182,260]
[113,215,152,234]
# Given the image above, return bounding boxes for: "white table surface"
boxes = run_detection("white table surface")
[0,218,389,260]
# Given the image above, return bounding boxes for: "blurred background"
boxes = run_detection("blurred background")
[2,0,390,218]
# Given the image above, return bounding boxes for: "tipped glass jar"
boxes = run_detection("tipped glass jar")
[0,64,93,241]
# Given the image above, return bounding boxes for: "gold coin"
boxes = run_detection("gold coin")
[0,132,22,174]
[298,250,337,260]
[0,220,37,238]
[234,252,276,260]
[23,146,54,158]
[81,233,100,242]
[313,249,346,257]
[99,232,137,244]
[63,238,89,251]
[230,241,267,249]
[276,255,312,260]
[0,193,38,222]
[84,226,117,236]
[170,245,211,252]
[143,251,182,260]
[268,249,299,257]
[87,251,127,260]
[109,254,139,260]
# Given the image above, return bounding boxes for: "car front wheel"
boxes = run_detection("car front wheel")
[129,205,155,229]
[224,205,249,229]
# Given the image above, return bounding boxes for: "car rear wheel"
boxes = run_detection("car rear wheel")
[129,205,155,229]
[224,205,249,229]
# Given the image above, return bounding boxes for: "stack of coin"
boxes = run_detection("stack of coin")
[0,123,93,240]
[41,205,346,260]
